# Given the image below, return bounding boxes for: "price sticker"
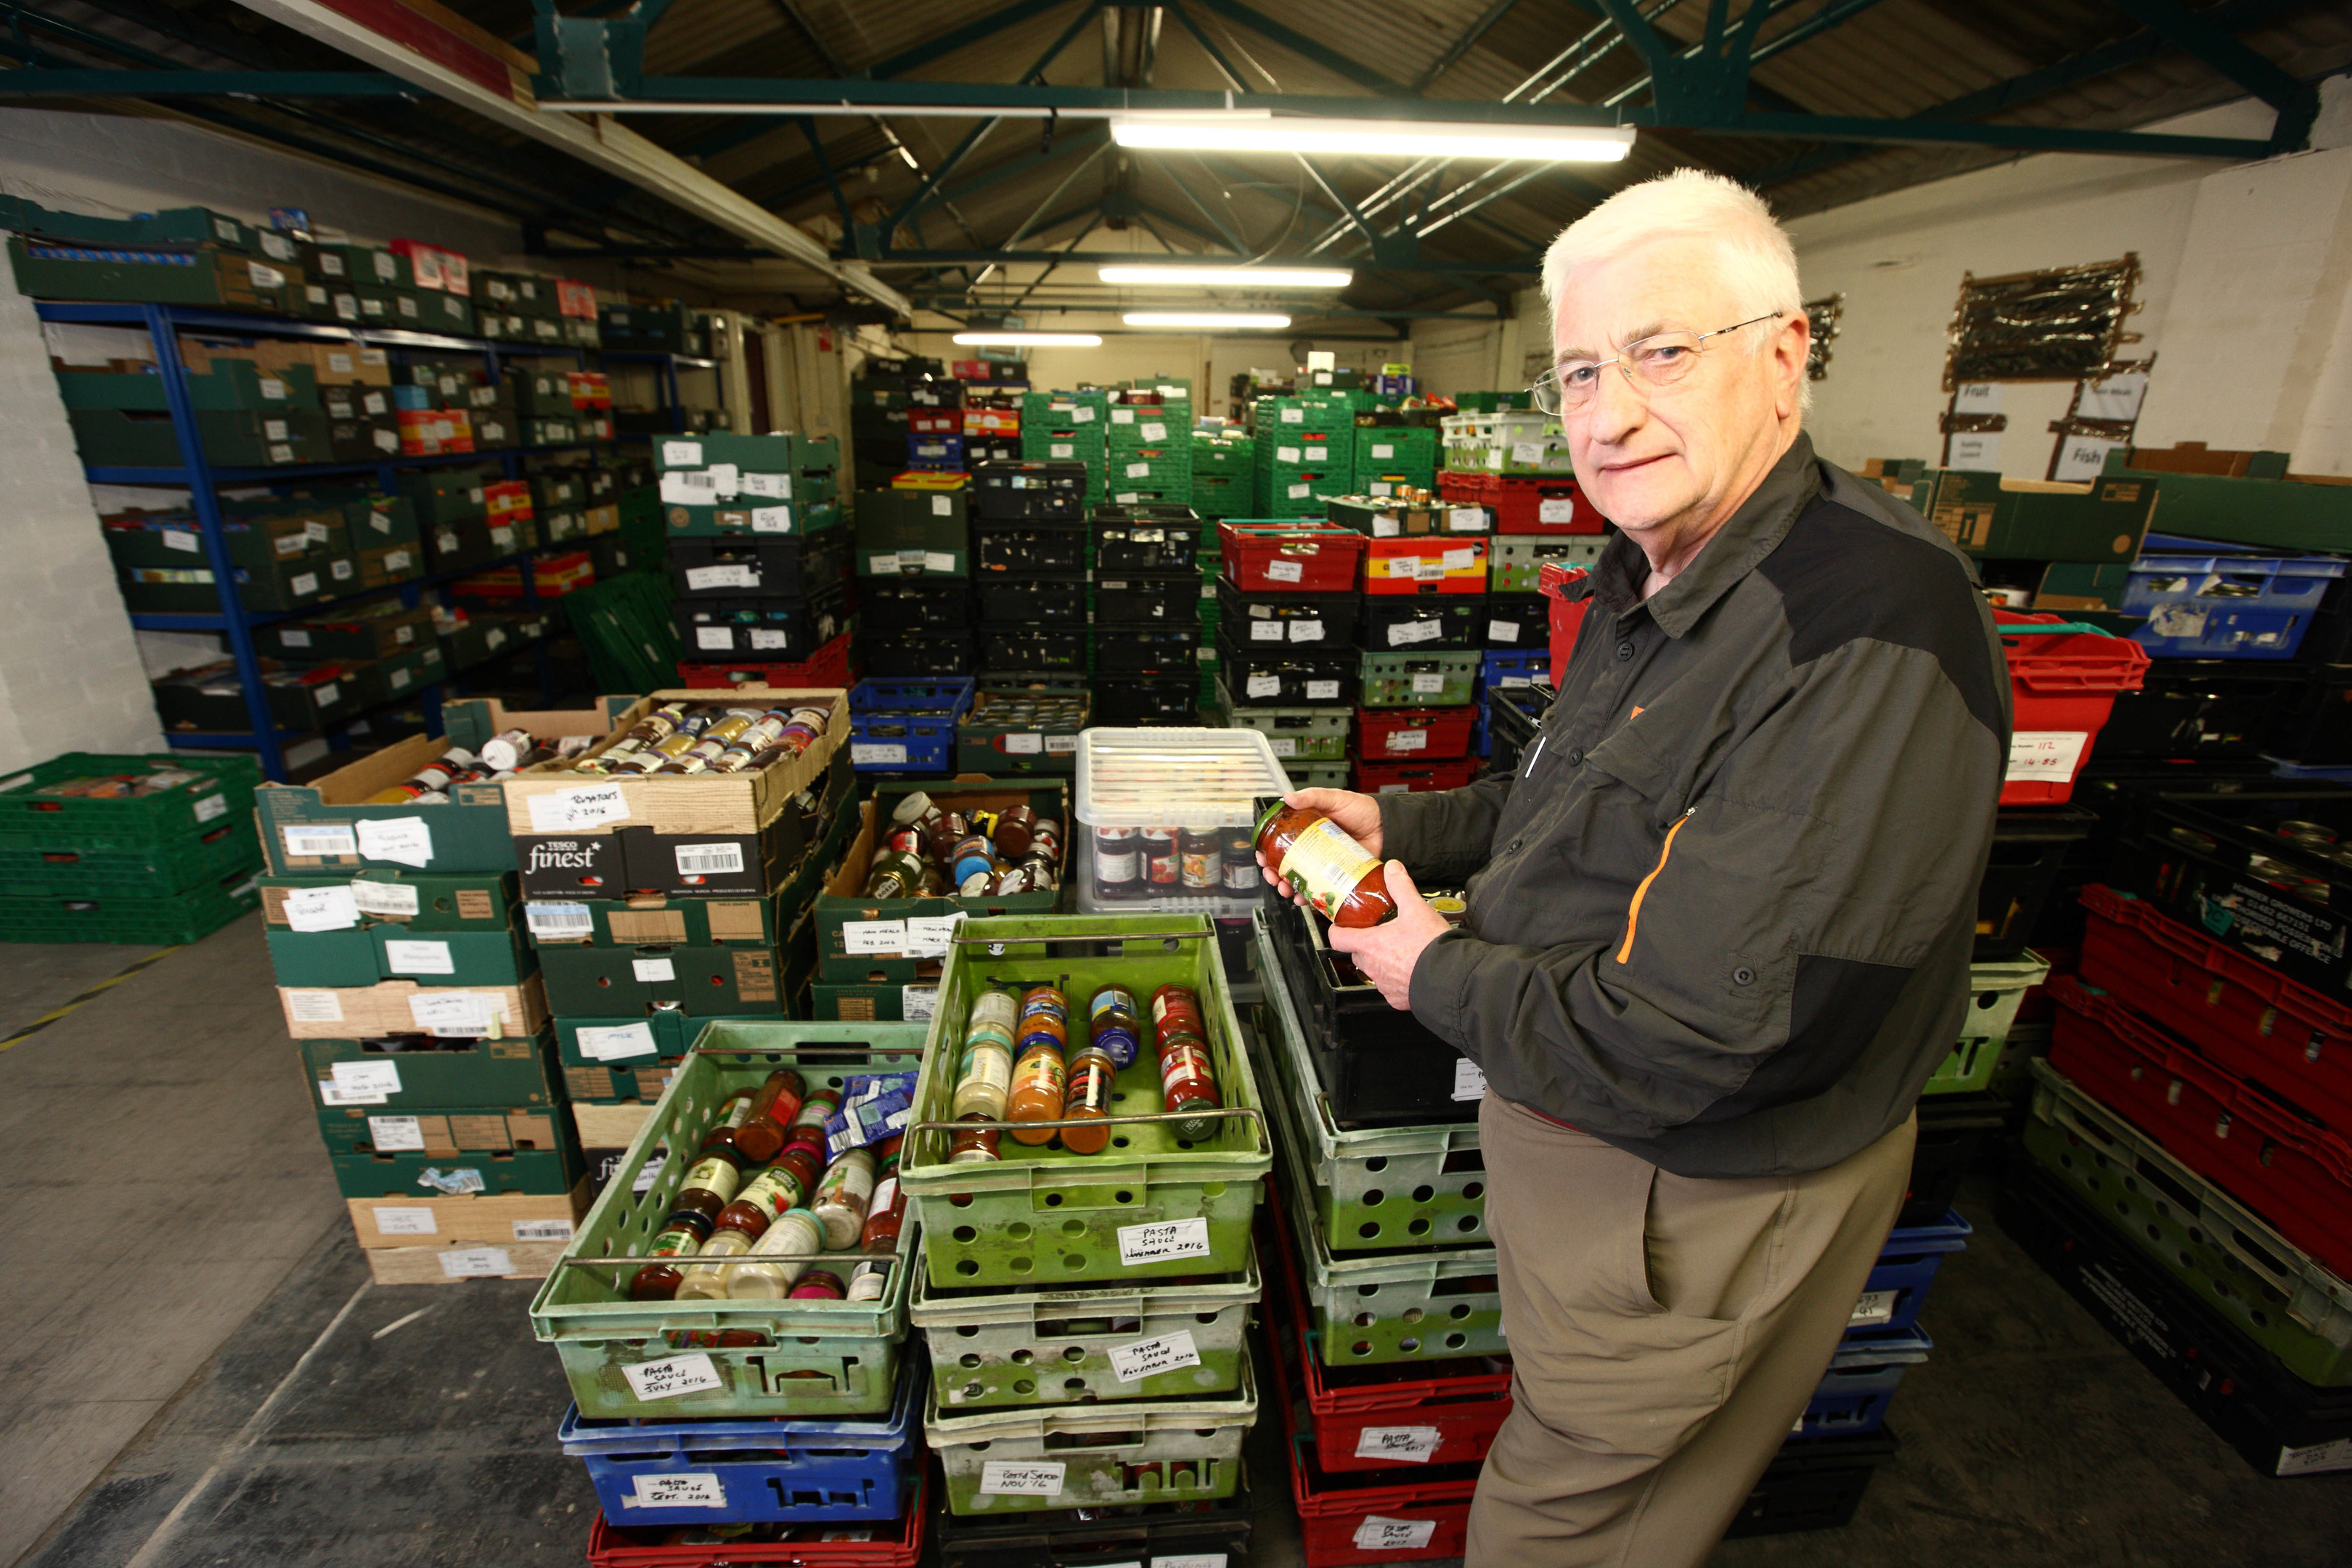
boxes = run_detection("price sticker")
[979,1461,1066,1496]
[1116,1217,1212,1267]
[1355,1426,1442,1463]
[1108,1330,1201,1384]
[282,823,359,859]
[621,1353,725,1401]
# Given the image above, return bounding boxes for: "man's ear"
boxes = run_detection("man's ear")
[1772,314,1811,420]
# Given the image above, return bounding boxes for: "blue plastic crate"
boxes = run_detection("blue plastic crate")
[850,677,976,716]
[2268,755,2352,782]
[1479,649,1550,695]
[849,709,960,772]
[907,433,966,470]
[1800,1326,1931,1438]
[2123,534,2347,660]
[1847,1209,1969,1334]
[558,1349,922,1527]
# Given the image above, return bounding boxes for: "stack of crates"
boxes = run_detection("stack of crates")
[970,459,1091,685]
[1254,394,1353,518]
[1093,501,1209,725]
[1352,417,1438,498]
[0,752,264,944]
[1192,426,1256,520]
[1216,520,1368,793]
[905,376,966,473]
[1019,389,1109,507]
[848,358,941,486]
[847,677,976,779]
[1466,470,1609,753]
[1104,386,1193,510]
[961,375,1024,468]
[663,433,850,678]
[531,1021,933,1565]
[853,478,975,679]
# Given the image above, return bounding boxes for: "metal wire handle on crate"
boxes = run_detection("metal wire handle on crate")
[555,1246,910,1270]
[907,1102,1269,1148]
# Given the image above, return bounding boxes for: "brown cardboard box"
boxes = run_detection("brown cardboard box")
[571,1101,656,1148]
[346,1175,589,1249]
[278,974,550,1039]
[363,1238,568,1285]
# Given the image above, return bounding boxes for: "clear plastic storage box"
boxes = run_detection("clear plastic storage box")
[1074,727,1291,916]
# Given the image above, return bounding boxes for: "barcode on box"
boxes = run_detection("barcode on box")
[674,843,746,876]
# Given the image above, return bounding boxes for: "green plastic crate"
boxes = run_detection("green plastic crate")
[900,914,1271,1288]
[1213,685,1352,761]
[0,815,258,894]
[1490,534,1607,594]
[527,1022,924,1420]
[564,569,679,696]
[0,751,260,840]
[329,1143,581,1201]
[2026,1062,2352,1385]
[1922,952,2050,1095]
[1281,761,1349,790]
[910,1243,1260,1410]
[0,869,259,944]
[1358,651,1479,708]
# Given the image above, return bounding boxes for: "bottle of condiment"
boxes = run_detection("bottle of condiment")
[1157,1028,1224,1142]
[953,991,1016,1120]
[809,1146,877,1248]
[948,1113,1003,1164]
[790,1269,847,1301]
[993,805,1037,857]
[858,1138,906,1259]
[1093,825,1142,901]
[1060,1043,1118,1156]
[726,1206,823,1299]
[673,1226,755,1299]
[1007,1037,1066,1146]
[1142,827,1181,888]
[1017,987,1068,1055]
[1179,828,1220,889]
[672,1101,758,1221]
[1088,985,1143,1069]
[1221,828,1259,893]
[1254,802,1398,926]
[628,1209,714,1300]
[734,1070,807,1165]
[713,1138,823,1234]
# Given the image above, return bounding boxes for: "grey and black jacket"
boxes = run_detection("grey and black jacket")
[1387,434,2009,1178]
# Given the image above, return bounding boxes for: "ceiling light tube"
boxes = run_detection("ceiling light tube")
[1098,265,1352,288]
[1111,115,1636,162]
[1123,312,1292,328]
[952,331,1102,346]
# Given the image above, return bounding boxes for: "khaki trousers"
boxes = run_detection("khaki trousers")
[1466,1098,1916,1568]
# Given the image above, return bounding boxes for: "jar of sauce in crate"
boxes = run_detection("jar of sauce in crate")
[1156,1031,1224,1142]
[1150,985,1206,1045]
[865,851,928,898]
[948,1114,1003,1164]
[1221,828,1258,893]
[1142,828,1181,888]
[726,1206,823,1298]
[1254,802,1397,927]
[993,806,1038,858]
[1089,986,1143,1069]
[1059,1044,1118,1156]
[790,1269,847,1302]
[1093,826,1143,901]
[628,1209,713,1300]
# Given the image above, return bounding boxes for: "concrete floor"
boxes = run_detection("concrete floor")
[4,918,2350,1567]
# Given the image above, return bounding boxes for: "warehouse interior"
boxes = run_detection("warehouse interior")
[4,2,2352,1565]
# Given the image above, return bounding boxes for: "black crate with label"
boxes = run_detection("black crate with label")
[859,577,973,632]
[1093,573,1201,624]
[1094,624,1201,674]
[1219,637,1358,707]
[674,590,847,662]
[973,519,1089,575]
[1357,595,1487,653]
[976,573,1088,626]
[667,533,848,600]
[971,460,1087,519]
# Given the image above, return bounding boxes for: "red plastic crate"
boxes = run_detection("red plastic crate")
[585,1469,926,1567]
[1354,756,1481,793]
[454,550,592,598]
[2047,975,2352,1276]
[961,407,1019,436]
[907,407,962,435]
[1355,706,1477,761]
[2077,883,2352,1129]
[1220,522,1365,594]
[1437,470,1598,534]
[1537,558,1594,677]
[1362,536,1486,596]
[676,631,857,690]
[1996,611,2149,806]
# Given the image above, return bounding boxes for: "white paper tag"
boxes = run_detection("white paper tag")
[368,1114,427,1151]
[660,472,719,507]
[902,984,940,1022]
[1372,515,1400,538]
[1245,673,1282,700]
[661,440,704,467]
[579,1023,659,1061]
[1355,1426,1443,1463]
[1265,559,1304,584]
[751,505,793,533]
[409,992,495,1038]
[1004,731,1044,754]
[346,877,421,920]
[371,1206,436,1236]
[1352,1516,1440,1551]
[1270,737,1297,758]
[747,629,786,650]
[356,815,433,868]
[1116,1217,1212,1267]
[1386,730,1429,752]
[514,1219,574,1242]
[867,553,899,576]
[1045,735,1079,754]
[842,920,909,955]
[332,1058,401,1097]
[1281,408,1303,423]
[852,743,908,765]
[1142,421,1168,441]
[1410,673,1446,695]
[905,914,966,958]
[317,1080,383,1112]
[1307,679,1341,701]
[1050,442,1076,459]
[1386,555,1422,579]
[1108,1330,1201,1384]
[1452,1058,1488,1102]
[384,939,455,976]
[1072,406,1096,423]
[626,1472,727,1510]
[923,550,957,573]
[1288,483,1310,499]
[1250,621,1286,642]
[527,783,631,833]
[1371,443,1395,459]
[621,1352,724,1402]
[632,957,677,983]
[674,842,745,877]
[1510,441,1543,464]
[1389,619,1442,648]
[1449,507,1489,532]
[2277,1436,2352,1477]
[979,1461,1066,1496]
[438,1246,513,1278]
[1848,1289,1897,1327]
[285,884,361,932]
[1538,497,1576,523]
[1152,1556,1228,1568]
[685,564,759,590]
[1487,618,1519,644]
[2006,731,2089,782]
[1442,547,1477,570]
[1278,446,1302,463]
[289,989,348,1024]
[1126,461,1151,478]
[282,823,359,859]
[163,526,201,554]
[526,902,592,939]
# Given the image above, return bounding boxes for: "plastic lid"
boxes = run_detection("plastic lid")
[1075,727,1289,830]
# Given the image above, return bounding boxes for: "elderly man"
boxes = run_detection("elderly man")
[1270,169,2008,1564]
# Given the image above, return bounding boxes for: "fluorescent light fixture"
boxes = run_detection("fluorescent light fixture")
[1111,115,1636,162]
[1124,311,1291,329]
[1099,265,1352,288]
[952,331,1102,346]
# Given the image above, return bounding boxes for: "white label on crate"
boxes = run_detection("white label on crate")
[284,885,361,932]
[1387,730,1429,753]
[367,1115,427,1152]
[1050,442,1077,460]
[304,518,331,545]
[1847,1289,1897,1328]
[1071,407,1096,423]
[189,792,231,826]
[1371,442,1396,460]
[1355,1426,1443,1463]
[923,492,952,517]
[331,1058,401,1098]
[1142,422,1168,441]
[515,1219,574,1243]
[1307,679,1341,701]
[314,682,340,709]
[1108,1329,1201,1384]
[631,957,677,983]
[1385,555,1422,579]
[1152,1557,1226,1568]
[1294,620,1329,645]
[356,815,433,868]
[748,629,788,652]
[2277,1437,2352,1477]
[626,1472,727,1510]
[384,939,455,976]
[491,526,516,551]
[1389,620,1442,648]
[1288,483,1311,499]
[1487,618,1520,644]
[2006,731,2089,782]
[1114,407,1137,424]
[396,626,415,645]
[706,463,741,499]
[385,547,411,571]
[841,919,910,955]
[686,564,759,590]
[632,1159,663,1194]
[1371,515,1400,539]
[1281,408,1304,423]
[852,743,909,765]
[867,553,899,576]
[332,560,356,584]
[1269,737,1299,758]
[742,473,792,499]
[264,418,290,442]
[364,391,388,417]
[660,471,719,506]
[317,1077,381,1107]
[903,915,965,958]
[1442,547,1477,571]
[674,843,744,877]
[1127,462,1151,478]
[621,1353,724,1402]
[483,628,504,648]
[902,984,939,1022]
[1250,620,1286,642]
[291,989,350,1025]
[1510,441,1543,465]
[1046,735,1079,754]
[1452,1058,1488,1101]
[979,1461,1066,1497]
[352,880,420,918]
[661,440,704,467]
[162,526,201,554]
[1371,481,1395,497]
[291,572,319,596]
[1245,673,1282,700]
[1410,673,1446,695]
[1352,1517,1438,1552]
[1278,446,1302,463]
[579,1023,658,1062]
[1449,507,1489,533]
[1116,1217,1212,1267]
[409,992,495,1038]
[1500,677,1531,690]
[923,551,957,573]
[527,783,631,833]
[1004,731,1044,754]
[1304,445,1328,462]
[438,1246,513,1278]
[1539,497,1576,523]
[527,901,592,939]
[371,1206,436,1236]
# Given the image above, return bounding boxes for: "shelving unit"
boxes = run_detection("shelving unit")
[39,300,609,780]
[600,347,719,436]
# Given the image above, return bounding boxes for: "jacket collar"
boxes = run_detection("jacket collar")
[1589,431,1824,638]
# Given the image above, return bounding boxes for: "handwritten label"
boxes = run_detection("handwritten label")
[1116,1216,1212,1267]
[905,914,966,958]
[2006,731,2088,782]
[626,1472,727,1509]
[1245,673,1282,700]
[685,563,759,591]
[1385,729,1429,752]
[660,440,704,467]
[1108,1330,1201,1383]
[438,1246,513,1278]
[1288,483,1310,499]
[1269,737,1297,758]
[1265,559,1304,584]
[1003,731,1043,754]
[751,505,793,533]
[578,1023,658,1061]
[1410,673,1446,695]
[371,1206,436,1236]
[1352,1516,1439,1551]
[1848,1289,1897,1327]
[852,743,909,765]
[331,1062,404,1104]
[631,957,677,983]
[285,884,360,932]
[1307,679,1341,701]
[621,1353,725,1402]
[978,1461,1066,1496]
[356,815,433,867]
[2277,1437,2352,1477]
[409,992,495,1038]
[1250,621,1286,642]
[527,783,631,833]
[1355,1426,1442,1463]
[1487,618,1520,644]
[383,939,455,976]
[1539,497,1576,523]
[1452,1058,1488,1102]
[1388,619,1442,648]
[1442,547,1477,571]
[841,919,910,955]
[367,1115,427,1151]
[1449,507,1489,532]
[1152,1556,1228,1568]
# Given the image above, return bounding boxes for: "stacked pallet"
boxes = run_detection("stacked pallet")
[970,460,1092,686]
[851,476,973,680]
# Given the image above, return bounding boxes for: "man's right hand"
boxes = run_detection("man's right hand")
[1259,788,1384,900]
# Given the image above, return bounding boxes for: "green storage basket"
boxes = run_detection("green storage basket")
[564,569,679,695]
[1281,761,1350,790]
[1214,685,1352,760]
[900,915,1271,1289]
[1358,651,1480,708]
[0,815,259,893]
[1922,952,2050,1095]
[0,868,260,944]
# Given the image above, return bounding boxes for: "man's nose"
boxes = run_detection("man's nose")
[1583,362,1648,446]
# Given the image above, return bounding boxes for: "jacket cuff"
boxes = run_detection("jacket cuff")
[1408,928,1482,1050]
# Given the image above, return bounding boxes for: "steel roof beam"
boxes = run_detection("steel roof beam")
[1187,0,1405,93]
[1412,0,1527,92]
[866,0,1087,81]
[2103,0,2318,150]
[856,247,1543,274]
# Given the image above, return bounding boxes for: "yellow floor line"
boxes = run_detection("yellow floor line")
[0,944,182,1053]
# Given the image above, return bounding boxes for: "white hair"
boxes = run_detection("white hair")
[1542,168,1808,407]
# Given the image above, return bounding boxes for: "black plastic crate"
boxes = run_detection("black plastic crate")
[1218,636,1358,708]
[980,626,1087,673]
[1093,677,1199,726]
[971,459,1087,519]
[935,1474,1251,1568]
[1724,1429,1900,1538]
[1902,1090,2007,1228]
[862,628,973,678]
[1485,591,1548,650]
[1485,679,1551,780]
[905,377,964,407]
[674,589,846,661]
[969,436,1023,465]
[857,576,972,633]
[1271,896,1476,1128]
[973,519,1089,575]
[974,573,1087,626]
[1094,624,1200,674]
[1357,593,1487,653]
[1092,505,1204,573]
[666,531,846,600]
[2093,661,2311,761]
[2269,666,2352,766]
[2116,781,2352,995]
[1976,806,2097,960]
[1094,572,1203,624]
[1216,579,1360,649]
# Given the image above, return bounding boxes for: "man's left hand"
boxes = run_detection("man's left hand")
[1327,862,1452,1010]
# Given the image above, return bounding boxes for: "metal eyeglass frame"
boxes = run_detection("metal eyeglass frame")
[1530,310,1784,415]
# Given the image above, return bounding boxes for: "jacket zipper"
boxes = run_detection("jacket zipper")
[1615,807,1696,965]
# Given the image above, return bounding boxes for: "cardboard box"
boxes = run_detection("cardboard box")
[571,1101,656,1150]
[103,505,342,573]
[375,641,448,702]
[1908,470,2156,563]
[356,541,425,590]
[346,1175,589,1250]
[69,407,332,468]
[316,1104,564,1159]
[512,752,846,899]
[523,891,788,948]
[154,656,384,733]
[277,974,550,1040]
[539,943,784,1016]
[8,239,293,311]
[262,869,521,933]
[330,1143,580,1200]
[261,603,433,661]
[362,1238,567,1285]
[301,1028,560,1111]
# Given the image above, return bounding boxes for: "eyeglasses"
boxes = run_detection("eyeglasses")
[1530,311,1783,415]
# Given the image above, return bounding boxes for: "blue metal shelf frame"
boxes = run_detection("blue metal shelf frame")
[39,300,608,780]
[600,348,717,435]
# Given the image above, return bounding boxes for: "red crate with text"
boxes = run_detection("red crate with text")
[1354,706,1478,761]
[1353,757,1481,793]
[1995,611,2149,806]
[1220,521,1365,595]
[675,631,857,690]
[1438,470,1598,534]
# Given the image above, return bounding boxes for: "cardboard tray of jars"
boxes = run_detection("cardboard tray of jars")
[899,913,1271,1289]
[528,1021,924,1421]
